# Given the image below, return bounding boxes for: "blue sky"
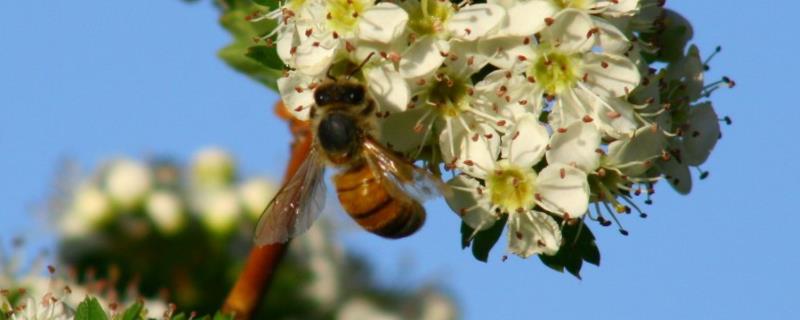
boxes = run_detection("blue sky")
[1,1,797,319]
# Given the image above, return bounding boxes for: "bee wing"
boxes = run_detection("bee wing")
[254,147,327,246]
[362,137,449,203]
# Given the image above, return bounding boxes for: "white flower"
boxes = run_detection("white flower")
[483,10,641,138]
[379,43,522,171]
[105,159,152,209]
[445,115,591,258]
[487,0,637,53]
[145,191,185,235]
[238,177,278,220]
[192,147,236,187]
[198,189,242,235]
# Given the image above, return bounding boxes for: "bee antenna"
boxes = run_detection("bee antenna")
[347,52,375,80]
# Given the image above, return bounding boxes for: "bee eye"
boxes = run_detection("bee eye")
[314,90,330,105]
[347,87,364,104]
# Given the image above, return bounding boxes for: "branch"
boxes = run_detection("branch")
[222,101,312,319]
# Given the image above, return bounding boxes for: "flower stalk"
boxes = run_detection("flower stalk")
[221,101,313,319]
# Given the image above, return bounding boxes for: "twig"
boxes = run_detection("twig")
[222,101,312,319]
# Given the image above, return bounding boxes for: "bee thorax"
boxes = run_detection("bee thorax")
[317,111,361,164]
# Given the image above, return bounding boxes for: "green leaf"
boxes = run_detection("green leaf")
[251,0,280,10]
[469,217,507,262]
[538,221,600,279]
[75,297,109,320]
[171,313,188,320]
[212,311,236,320]
[121,302,143,320]
[246,45,284,70]
[0,310,7,320]
[218,2,282,91]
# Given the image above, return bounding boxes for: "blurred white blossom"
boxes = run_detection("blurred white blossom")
[238,177,278,220]
[192,147,236,188]
[145,191,185,235]
[105,159,152,209]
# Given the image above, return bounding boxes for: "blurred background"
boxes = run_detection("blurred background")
[1,0,797,319]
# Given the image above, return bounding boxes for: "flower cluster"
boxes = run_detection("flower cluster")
[57,147,277,238]
[243,0,732,273]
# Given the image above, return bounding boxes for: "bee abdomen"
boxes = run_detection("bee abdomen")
[334,164,426,239]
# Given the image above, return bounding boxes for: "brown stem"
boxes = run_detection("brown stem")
[222,101,312,319]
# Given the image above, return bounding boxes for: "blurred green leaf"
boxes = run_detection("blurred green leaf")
[461,217,507,262]
[251,0,279,10]
[121,302,143,320]
[212,311,236,320]
[75,297,109,320]
[171,313,188,320]
[539,221,601,279]
[246,45,285,70]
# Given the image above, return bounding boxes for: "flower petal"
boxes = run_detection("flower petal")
[440,121,500,178]
[658,150,692,195]
[445,175,498,231]
[606,124,665,177]
[546,120,601,172]
[683,102,720,166]
[591,16,631,55]
[366,64,410,112]
[294,37,338,76]
[535,163,590,218]
[583,52,641,98]
[477,36,534,70]
[502,114,548,168]
[448,4,506,41]
[508,210,562,257]
[379,107,431,154]
[541,9,595,54]
[494,0,556,37]
[357,3,409,44]
[277,73,316,121]
[400,36,448,79]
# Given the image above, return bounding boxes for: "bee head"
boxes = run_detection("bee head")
[313,81,366,107]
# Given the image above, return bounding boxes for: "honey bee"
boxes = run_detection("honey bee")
[254,77,448,245]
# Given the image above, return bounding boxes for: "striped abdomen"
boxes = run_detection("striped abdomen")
[333,163,425,238]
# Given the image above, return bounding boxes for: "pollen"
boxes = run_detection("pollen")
[485,161,538,214]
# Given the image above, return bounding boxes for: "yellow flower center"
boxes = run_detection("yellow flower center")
[327,0,373,35]
[424,72,471,118]
[287,0,308,12]
[486,161,538,214]
[529,46,582,96]
[552,0,593,10]
[406,0,454,36]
